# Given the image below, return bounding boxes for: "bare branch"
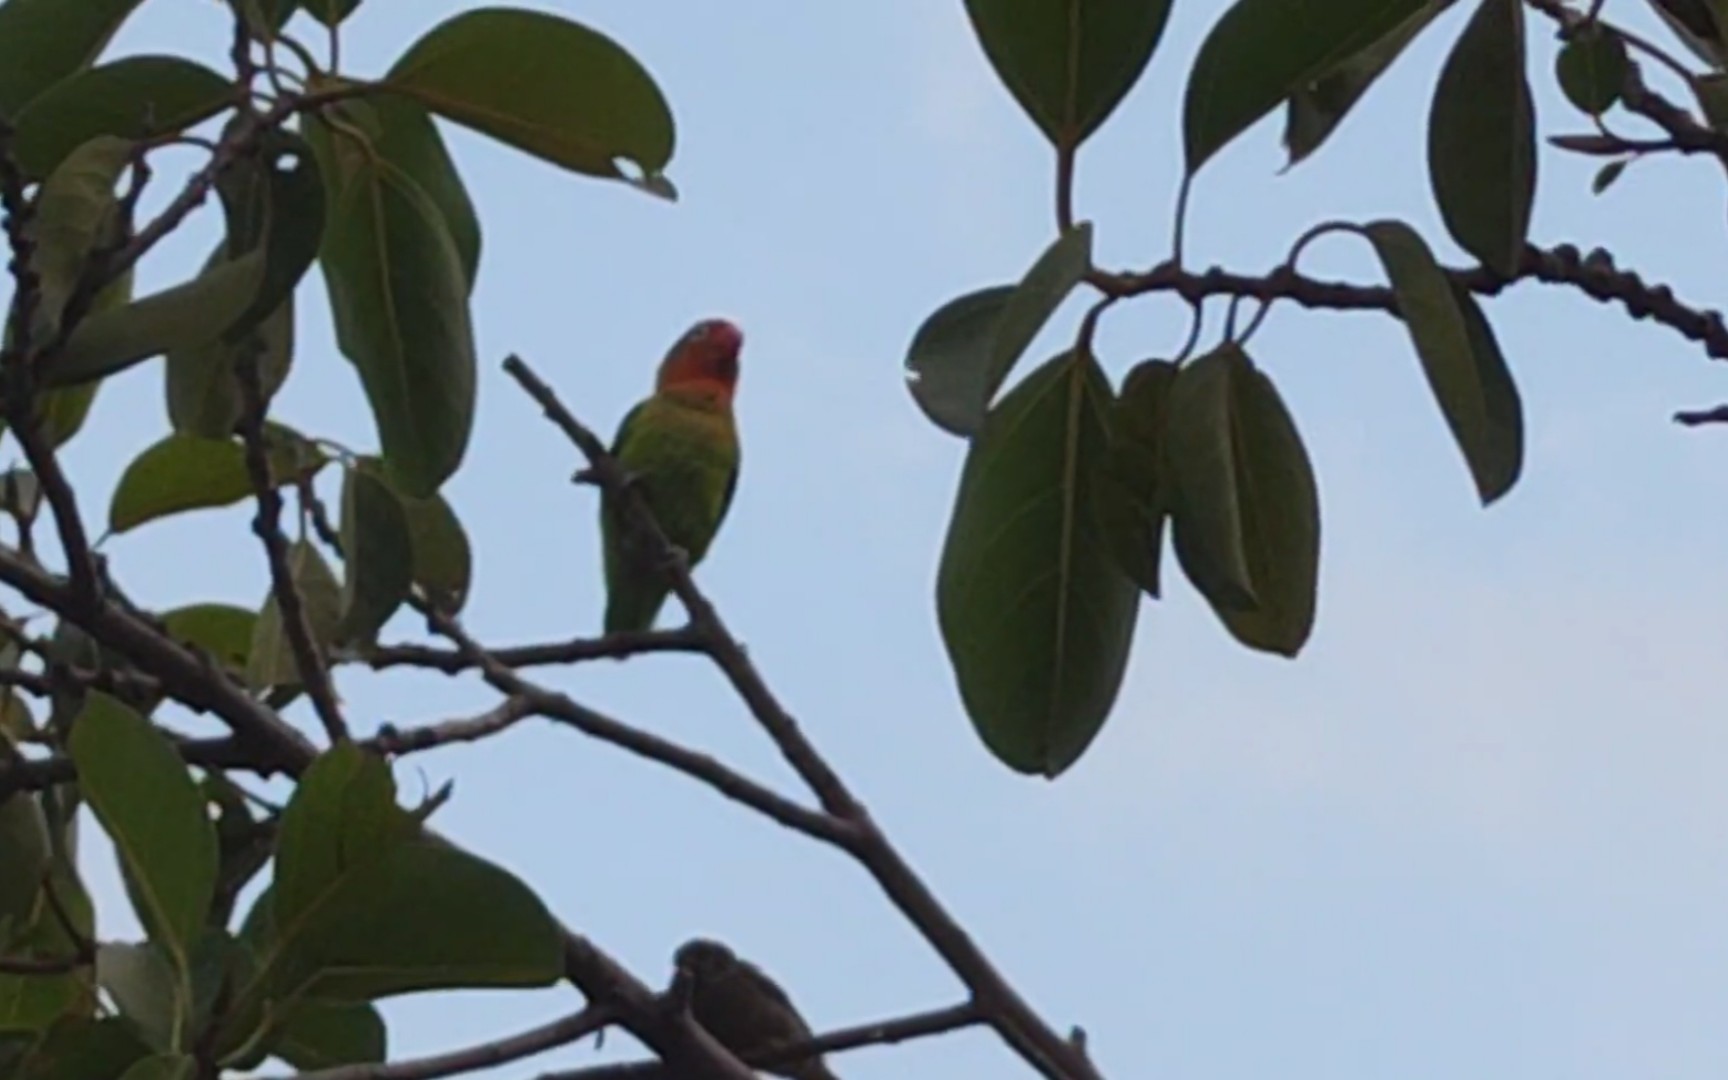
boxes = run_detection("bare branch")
[364,626,706,674]
[271,1005,617,1080]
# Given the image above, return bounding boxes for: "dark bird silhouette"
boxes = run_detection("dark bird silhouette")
[673,937,840,1080]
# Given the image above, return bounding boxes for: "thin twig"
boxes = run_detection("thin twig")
[363,626,706,674]
[271,1005,617,1080]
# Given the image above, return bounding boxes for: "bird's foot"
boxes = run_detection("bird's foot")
[657,544,690,573]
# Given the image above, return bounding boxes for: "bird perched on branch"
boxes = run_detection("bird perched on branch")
[673,937,840,1080]
[595,319,743,634]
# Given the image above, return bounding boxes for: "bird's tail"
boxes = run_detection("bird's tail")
[604,580,670,635]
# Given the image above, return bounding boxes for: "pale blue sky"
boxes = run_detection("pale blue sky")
[54,1,1728,1077]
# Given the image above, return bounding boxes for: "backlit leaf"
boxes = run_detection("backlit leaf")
[107,426,326,534]
[335,465,413,645]
[245,539,342,693]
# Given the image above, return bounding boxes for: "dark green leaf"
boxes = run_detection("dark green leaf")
[307,96,481,292]
[335,465,413,645]
[1694,71,1728,131]
[164,273,293,437]
[963,0,1173,148]
[94,944,176,1050]
[160,604,257,674]
[0,795,49,940]
[385,10,675,190]
[0,855,96,1029]
[906,224,1092,437]
[1556,24,1628,115]
[9,1017,147,1079]
[67,692,217,967]
[1167,347,1320,656]
[11,57,229,181]
[211,129,324,344]
[107,427,326,534]
[0,0,146,118]
[17,247,133,451]
[0,469,40,528]
[311,140,475,496]
[1364,219,1523,503]
[273,1001,385,1069]
[1427,0,1535,275]
[1185,0,1428,172]
[115,1054,193,1080]
[24,135,130,345]
[1591,157,1630,194]
[1095,358,1177,596]
[44,250,266,389]
[936,352,1138,778]
[398,488,471,615]
[1283,1,1446,167]
[245,540,342,692]
[1648,0,1726,70]
[304,0,360,28]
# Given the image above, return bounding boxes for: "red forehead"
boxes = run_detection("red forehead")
[688,319,743,353]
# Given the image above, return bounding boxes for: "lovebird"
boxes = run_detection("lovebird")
[598,318,743,634]
[673,937,841,1080]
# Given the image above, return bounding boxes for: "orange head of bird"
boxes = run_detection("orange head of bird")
[657,318,743,406]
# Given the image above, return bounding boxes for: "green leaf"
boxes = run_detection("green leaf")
[11,242,134,452]
[0,795,49,940]
[24,135,130,345]
[160,604,257,674]
[1591,157,1630,194]
[1283,1,1445,167]
[307,95,481,292]
[385,9,676,190]
[115,1054,193,1080]
[164,261,294,438]
[1364,219,1522,503]
[936,351,1138,778]
[245,539,342,692]
[1649,0,1727,70]
[1185,0,1428,173]
[1166,346,1320,656]
[0,855,96,1030]
[1555,23,1628,115]
[8,1017,148,1079]
[311,139,475,496]
[335,465,413,645]
[44,250,266,389]
[906,224,1092,437]
[10,57,229,181]
[273,1000,385,1069]
[963,0,1173,148]
[395,483,471,616]
[1095,358,1177,596]
[212,129,325,344]
[304,0,361,28]
[1427,0,1535,275]
[94,944,176,1051]
[107,426,326,534]
[0,0,146,118]
[68,693,217,970]
[273,745,409,934]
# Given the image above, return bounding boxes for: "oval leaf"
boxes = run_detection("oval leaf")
[304,0,361,28]
[274,1000,386,1069]
[335,465,413,645]
[25,135,131,344]
[165,269,294,438]
[11,56,229,180]
[0,794,50,938]
[312,145,475,496]
[1168,350,1321,656]
[936,351,1138,778]
[245,539,342,693]
[385,9,675,188]
[963,0,1173,148]
[1163,346,1257,612]
[359,458,472,614]
[68,693,217,968]
[1364,219,1523,503]
[108,427,326,534]
[1427,0,1535,275]
[1555,24,1628,116]
[1283,1,1443,167]
[905,223,1092,437]
[1185,0,1428,173]
[0,0,146,118]
[1095,358,1177,596]
[160,604,258,674]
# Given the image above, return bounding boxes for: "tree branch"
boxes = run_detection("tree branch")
[272,1006,617,1080]
[363,626,706,674]
[501,356,1101,1080]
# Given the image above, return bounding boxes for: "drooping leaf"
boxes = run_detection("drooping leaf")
[1185,0,1429,172]
[962,0,1173,148]
[0,0,146,118]
[1364,219,1523,503]
[1283,1,1447,167]
[0,795,49,939]
[906,224,1092,437]
[1166,346,1320,655]
[24,135,131,346]
[309,134,475,497]
[272,1000,385,1068]
[107,426,326,534]
[67,693,217,968]
[245,540,342,692]
[94,943,177,1051]
[164,260,294,438]
[10,57,229,180]
[1427,0,1535,275]
[385,9,675,190]
[1591,157,1630,194]
[0,861,97,1029]
[6,1017,148,1079]
[303,0,361,28]
[399,489,471,615]
[307,95,481,291]
[335,465,413,645]
[160,604,257,674]
[1555,23,1628,115]
[936,351,1138,778]
[1095,358,1177,596]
